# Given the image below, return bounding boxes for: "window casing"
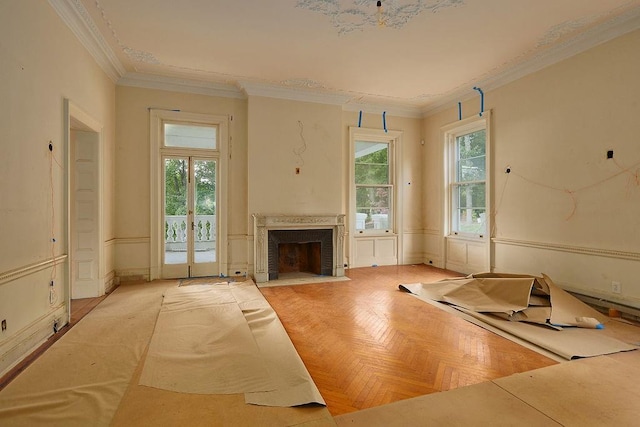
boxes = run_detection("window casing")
[349,127,401,236]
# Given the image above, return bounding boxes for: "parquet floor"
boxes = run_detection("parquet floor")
[260,264,558,416]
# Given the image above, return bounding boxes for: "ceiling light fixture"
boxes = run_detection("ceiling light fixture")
[377,1,386,28]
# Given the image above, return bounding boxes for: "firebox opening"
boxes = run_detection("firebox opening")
[278,242,322,276]
[267,228,333,280]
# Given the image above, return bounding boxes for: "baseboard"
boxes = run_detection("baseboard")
[0,305,67,377]
[423,255,443,269]
[115,268,150,282]
[402,255,426,265]
[227,263,249,278]
[104,270,117,293]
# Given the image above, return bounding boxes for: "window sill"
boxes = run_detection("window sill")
[446,233,486,243]
[354,231,396,237]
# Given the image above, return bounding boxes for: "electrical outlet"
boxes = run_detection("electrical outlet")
[1,319,6,332]
[612,281,622,294]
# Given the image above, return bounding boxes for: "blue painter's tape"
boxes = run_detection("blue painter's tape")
[473,86,484,117]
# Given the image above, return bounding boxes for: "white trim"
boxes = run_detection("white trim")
[114,237,150,245]
[442,112,491,272]
[492,238,640,262]
[348,127,404,267]
[150,110,229,280]
[0,305,67,377]
[65,100,105,304]
[104,270,117,294]
[0,256,68,287]
[118,72,245,99]
[563,289,640,313]
[47,0,125,82]
[342,102,423,119]
[115,268,150,282]
[239,81,351,106]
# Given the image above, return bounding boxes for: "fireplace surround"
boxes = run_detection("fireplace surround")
[252,214,345,283]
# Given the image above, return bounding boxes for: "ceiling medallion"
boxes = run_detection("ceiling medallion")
[296,0,464,34]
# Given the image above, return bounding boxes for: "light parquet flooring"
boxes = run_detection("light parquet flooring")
[260,265,558,416]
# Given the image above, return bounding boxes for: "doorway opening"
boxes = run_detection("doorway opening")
[162,156,218,278]
[65,100,105,311]
[149,110,229,280]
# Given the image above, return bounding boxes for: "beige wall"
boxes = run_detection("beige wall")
[0,0,116,375]
[247,97,344,217]
[114,86,249,277]
[423,29,640,305]
[115,93,424,276]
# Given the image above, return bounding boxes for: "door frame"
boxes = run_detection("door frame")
[64,99,105,315]
[149,110,229,280]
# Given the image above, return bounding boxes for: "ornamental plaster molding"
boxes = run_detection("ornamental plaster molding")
[48,0,126,81]
[421,4,640,116]
[296,0,464,34]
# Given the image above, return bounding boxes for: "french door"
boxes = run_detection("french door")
[162,156,218,278]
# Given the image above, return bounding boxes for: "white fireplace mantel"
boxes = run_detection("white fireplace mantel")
[252,214,345,283]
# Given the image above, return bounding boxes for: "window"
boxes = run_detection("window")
[446,116,489,238]
[355,141,392,231]
[350,127,401,234]
[163,122,217,149]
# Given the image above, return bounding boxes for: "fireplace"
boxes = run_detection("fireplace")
[253,214,345,283]
[269,229,333,280]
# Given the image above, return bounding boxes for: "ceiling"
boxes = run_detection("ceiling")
[58,0,640,115]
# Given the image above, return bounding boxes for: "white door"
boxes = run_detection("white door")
[71,130,102,298]
[162,156,218,278]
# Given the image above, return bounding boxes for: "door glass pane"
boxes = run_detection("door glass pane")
[164,123,217,149]
[164,158,188,264]
[194,159,216,263]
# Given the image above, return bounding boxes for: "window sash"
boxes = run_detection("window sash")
[163,122,218,150]
[448,127,487,237]
[355,185,393,231]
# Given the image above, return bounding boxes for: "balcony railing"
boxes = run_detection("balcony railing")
[165,215,216,251]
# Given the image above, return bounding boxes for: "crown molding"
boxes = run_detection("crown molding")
[342,102,423,119]
[48,0,125,82]
[239,81,351,106]
[118,72,245,99]
[421,6,640,117]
